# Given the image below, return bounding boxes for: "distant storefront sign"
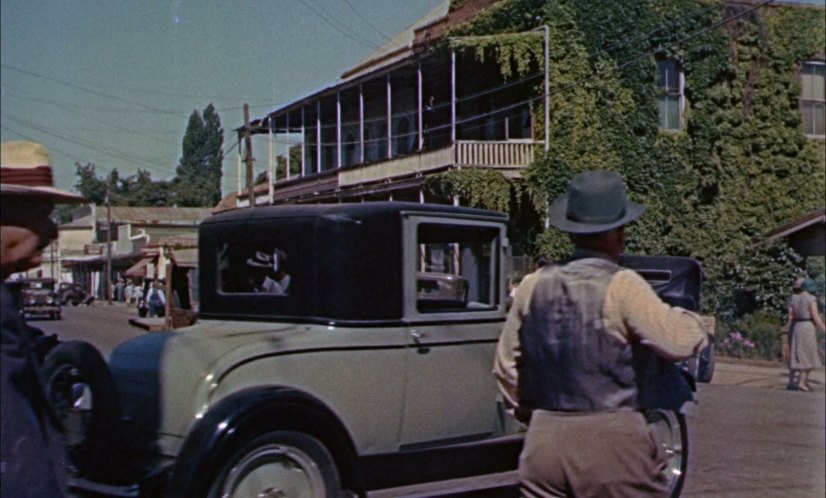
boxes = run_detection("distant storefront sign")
[84,244,104,255]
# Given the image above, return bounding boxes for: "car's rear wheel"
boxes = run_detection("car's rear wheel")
[41,341,121,479]
[646,409,688,497]
[209,431,341,498]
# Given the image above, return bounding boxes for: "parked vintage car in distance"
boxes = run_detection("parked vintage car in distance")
[50,202,705,498]
[58,281,92,306]
[18,277,61,320]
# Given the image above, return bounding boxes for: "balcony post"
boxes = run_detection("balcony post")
[387,74,392,159]
[543,24,549,152]
[316,100,321,173]
[337,91,342,169]
[359,84,365,164]
[451,48,456,143]
[301,106,306,177]
[418,61,423,150]
[268,117,274,201]
[286,113,291,180]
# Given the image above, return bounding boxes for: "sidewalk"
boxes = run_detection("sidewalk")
[712,357,825,391]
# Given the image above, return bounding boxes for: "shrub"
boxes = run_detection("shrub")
[719,310,785,361]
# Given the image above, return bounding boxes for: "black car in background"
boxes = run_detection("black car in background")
[17,277,62,320]
[58,281,93,306]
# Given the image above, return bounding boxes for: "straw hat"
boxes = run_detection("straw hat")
[548,170,645,233]
[1,140,85,203]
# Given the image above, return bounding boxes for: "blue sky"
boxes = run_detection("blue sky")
[0,0,443,197]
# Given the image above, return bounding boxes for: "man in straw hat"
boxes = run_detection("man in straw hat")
[494,170,707,497]
[1,140,85,497]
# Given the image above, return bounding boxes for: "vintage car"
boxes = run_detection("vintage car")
[58,281,93,306]
[18,277,62,320]
[46,203,707,497]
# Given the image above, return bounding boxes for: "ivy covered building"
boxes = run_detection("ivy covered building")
[236,0,825,320]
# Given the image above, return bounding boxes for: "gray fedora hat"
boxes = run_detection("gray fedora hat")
[548,170,645,234]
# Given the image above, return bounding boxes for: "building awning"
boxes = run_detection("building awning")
[124,258,153,277]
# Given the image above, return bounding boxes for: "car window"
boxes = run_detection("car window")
[217,243,292,296]
[415,223,499,313]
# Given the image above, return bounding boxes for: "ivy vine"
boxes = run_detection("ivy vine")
[429,0,825,323]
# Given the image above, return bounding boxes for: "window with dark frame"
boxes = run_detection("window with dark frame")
[801,61,825,136]
[658,60,683,131]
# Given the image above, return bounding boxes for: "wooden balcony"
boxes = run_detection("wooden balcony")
[338,140,540,188]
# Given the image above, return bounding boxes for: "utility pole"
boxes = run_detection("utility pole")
[105,183,112,305]
[243,103,255,207]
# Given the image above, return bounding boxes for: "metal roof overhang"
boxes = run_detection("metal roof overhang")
[123,257,153,277]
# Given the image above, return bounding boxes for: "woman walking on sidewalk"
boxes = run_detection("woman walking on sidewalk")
[786,278,825,391]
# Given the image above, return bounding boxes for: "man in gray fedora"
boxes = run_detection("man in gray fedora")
[495,170,707,497]
[1,140,85,497]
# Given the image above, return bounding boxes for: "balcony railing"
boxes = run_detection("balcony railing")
[338,140,540,188]
[454,140,539,168]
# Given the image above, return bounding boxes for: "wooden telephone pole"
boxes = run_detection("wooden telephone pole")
[243,103,255,207]
[105,182,112,304]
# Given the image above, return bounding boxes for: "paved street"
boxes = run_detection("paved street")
[35,305,826,497]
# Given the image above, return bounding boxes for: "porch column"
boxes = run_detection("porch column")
[359,84,365,164]
[543,25,549,152]
[268,117,274,202]
[418,61,423,150]
[386,74,392,159]
[316,100,322,173]
[336,91,342,169]
[301,106,306,177]
[286,114,291,180]
[451,49,456,143]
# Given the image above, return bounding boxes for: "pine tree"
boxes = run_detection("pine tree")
[175,104,223,206]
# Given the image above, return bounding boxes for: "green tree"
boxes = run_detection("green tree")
[74,162,171,207]
[175,103,223,206]
[74,162,108,205]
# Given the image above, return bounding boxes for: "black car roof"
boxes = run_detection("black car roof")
[203,201,508,226]
[198,202,507,324]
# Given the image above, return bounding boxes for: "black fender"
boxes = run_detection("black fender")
[165,387,360,498]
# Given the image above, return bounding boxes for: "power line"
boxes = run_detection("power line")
[2,64,179,115]
[342,0,393,43]
[296,0,380,50]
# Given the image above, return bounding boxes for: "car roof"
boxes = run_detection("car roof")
[203,201,508,226]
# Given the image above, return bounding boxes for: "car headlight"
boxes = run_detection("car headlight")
[27,299,36,305]
[46,297,54,304]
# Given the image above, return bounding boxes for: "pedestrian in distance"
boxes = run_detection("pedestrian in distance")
[785,277,825,392]
[146,280,166,317]
[115,278,125,302]
[494,170,708,498]
[1,140,85,497]
[125,280,135,304]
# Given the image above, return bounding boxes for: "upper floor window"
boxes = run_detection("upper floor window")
[801,61,825,136]
[658,60,683,131]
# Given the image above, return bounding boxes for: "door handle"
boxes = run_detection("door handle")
[411,331,430,354]
[411,331,427,341]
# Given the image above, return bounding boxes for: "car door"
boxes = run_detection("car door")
[397,215,507,448]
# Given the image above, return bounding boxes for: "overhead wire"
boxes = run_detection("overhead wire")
[296,0,381,50]
[341,0,393,43]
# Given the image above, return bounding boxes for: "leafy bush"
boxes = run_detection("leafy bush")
[719,310,784,361]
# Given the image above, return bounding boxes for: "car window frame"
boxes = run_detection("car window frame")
[401,213,506,323]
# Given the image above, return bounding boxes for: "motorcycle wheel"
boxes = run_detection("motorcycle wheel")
[646,409,688,497]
